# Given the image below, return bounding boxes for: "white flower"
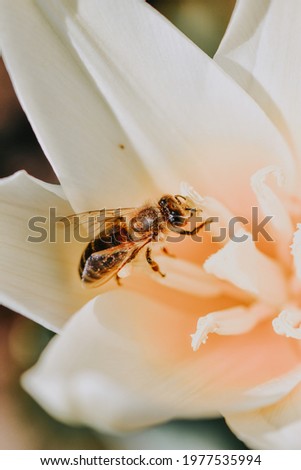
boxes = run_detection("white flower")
[1,0,301,449]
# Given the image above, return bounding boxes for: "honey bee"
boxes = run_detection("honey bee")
[66,194,211,288]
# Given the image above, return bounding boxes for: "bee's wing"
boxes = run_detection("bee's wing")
[61,208,137,242]
[81,239,150,288]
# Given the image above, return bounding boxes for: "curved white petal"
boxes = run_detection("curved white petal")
[226,381,301,449]
[0,0,155,211]
[29,0,296,215]
[223,362,301,415]
[22,290,301,433]
[0,171,99,331]
[215,0,301,183]
[111,420,239,450]
[251,166,294,264]
[204,233,287,307]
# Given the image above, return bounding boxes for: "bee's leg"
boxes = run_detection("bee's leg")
[161,246,175,257]
[146,247,166,277]
[177,217,214,235]
[116,273,122,286]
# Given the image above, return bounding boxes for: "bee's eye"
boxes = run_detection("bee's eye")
[159,197,167,207]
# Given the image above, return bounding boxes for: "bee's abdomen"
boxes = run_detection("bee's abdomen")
[79,238,110,278]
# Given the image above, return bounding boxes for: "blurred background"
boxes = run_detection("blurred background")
[0,0,246,450]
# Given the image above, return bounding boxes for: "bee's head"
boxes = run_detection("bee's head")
[159,194,190,227]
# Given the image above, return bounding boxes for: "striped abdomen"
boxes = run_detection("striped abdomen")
[79,224,129,279]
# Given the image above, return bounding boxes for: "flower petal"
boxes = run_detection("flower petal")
[0,0,155,211]
[251,166,294,265]
[111,420,242,450]
[34,0,295,214]
[225,381,301,449]
[0,171,98,331]
[22,290,301,433]
[215,0,301,181]
[204,234,288,307]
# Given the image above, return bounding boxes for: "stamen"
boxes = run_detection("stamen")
[291,224,301,281]
[146,255,251,301]
[272,309,301,339]
[180,181,239,243]
[147,255,225,297]
[191,303,273,351]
